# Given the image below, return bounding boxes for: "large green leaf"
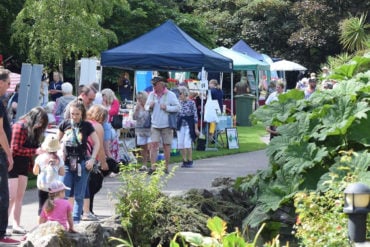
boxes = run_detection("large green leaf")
[318,151,370,191]
[311,96,369,141]
[243,171,301,228]
[282,142,328,175]
[348,113,370,147]
[242,205,270,229]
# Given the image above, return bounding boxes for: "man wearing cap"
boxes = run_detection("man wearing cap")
[0,69,19,244]
[145,76,180,174]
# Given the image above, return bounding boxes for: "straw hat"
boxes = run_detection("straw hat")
[41,135,60,153]
[48,181,70,193]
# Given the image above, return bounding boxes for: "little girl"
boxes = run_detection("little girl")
[39,181,75,233]
[33,134,64,215]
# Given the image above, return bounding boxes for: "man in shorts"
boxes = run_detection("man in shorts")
[145,76,180,174]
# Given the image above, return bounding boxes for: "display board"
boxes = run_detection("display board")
[226,128,239,149]
[16,63,42,121]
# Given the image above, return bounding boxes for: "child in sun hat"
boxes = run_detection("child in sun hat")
[39,180,76,232]
[33,134,65,215]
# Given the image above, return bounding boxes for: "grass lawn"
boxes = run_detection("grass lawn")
[170,123,268,163]
[27,123,268,189]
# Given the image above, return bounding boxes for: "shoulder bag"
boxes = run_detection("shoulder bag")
[111,114,123,129]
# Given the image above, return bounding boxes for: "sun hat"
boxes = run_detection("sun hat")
[48,181,70,193]
[41,135,60,153]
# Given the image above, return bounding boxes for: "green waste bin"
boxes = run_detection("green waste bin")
[235,94,255,126]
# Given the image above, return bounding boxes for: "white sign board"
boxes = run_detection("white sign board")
[79,58,100,85]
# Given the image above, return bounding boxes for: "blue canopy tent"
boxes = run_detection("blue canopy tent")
[101,20,233,72]
[231,40,272,101]
[231,40,265,61]
[101,20,233,139]
[213,46,270,114]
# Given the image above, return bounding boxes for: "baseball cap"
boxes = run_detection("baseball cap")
[151,76,165,85]
[48,181,70,193]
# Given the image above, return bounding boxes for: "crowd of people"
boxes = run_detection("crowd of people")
[0,67,227,243]
[2,65,335,243]
[0,68,130,244]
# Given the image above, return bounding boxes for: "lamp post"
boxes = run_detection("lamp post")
[343,183,370,243]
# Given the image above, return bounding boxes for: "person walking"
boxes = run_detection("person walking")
[9,107,48,235]
[83,104,108,220]
[176,86,199,168]
[133,91,151,171]
[58,100,100,224]
[145,76,180,174]
[0,69,19,244]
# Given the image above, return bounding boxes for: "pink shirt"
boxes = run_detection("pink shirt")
[108,99,120,122]
[40,198,72,229]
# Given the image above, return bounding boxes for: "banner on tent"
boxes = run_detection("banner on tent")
[135,71,153,93]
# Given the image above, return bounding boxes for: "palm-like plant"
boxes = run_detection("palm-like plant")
[325,52,353,72]
[339,13,370,52]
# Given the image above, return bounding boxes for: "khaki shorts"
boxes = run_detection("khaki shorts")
[150,127,173,144]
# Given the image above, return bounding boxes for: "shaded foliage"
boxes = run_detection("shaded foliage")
[240,53,370,244]
[11,0,117,71]
[339,13,370,52]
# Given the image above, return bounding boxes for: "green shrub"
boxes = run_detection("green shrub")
[171,216,286,247]
[114,163,210,246]
[294,190,347,246]
[115,162,171,246]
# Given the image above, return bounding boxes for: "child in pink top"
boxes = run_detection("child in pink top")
[39,181,76,233]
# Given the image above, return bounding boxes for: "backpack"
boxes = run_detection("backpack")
[37,157,60,192]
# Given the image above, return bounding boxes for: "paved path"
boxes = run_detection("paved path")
[9,149,269,241]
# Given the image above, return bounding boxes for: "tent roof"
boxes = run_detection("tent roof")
[213,46,270,70]
[231,40,265,61]
[101,20,233,72]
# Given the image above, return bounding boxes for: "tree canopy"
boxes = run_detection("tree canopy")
[11,0,118,71]
[0,0,369,73]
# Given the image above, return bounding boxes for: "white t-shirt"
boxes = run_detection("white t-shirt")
[93,92,103,105]
[35,153,64,192]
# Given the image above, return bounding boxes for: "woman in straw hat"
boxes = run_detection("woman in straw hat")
[33,134,64,215]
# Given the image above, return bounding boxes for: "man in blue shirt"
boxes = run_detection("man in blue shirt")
[48,71,63,101]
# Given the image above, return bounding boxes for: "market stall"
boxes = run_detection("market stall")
[101,20,234,150]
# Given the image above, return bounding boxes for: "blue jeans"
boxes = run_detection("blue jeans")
[0,152,9,238]
[62,160,90,222]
